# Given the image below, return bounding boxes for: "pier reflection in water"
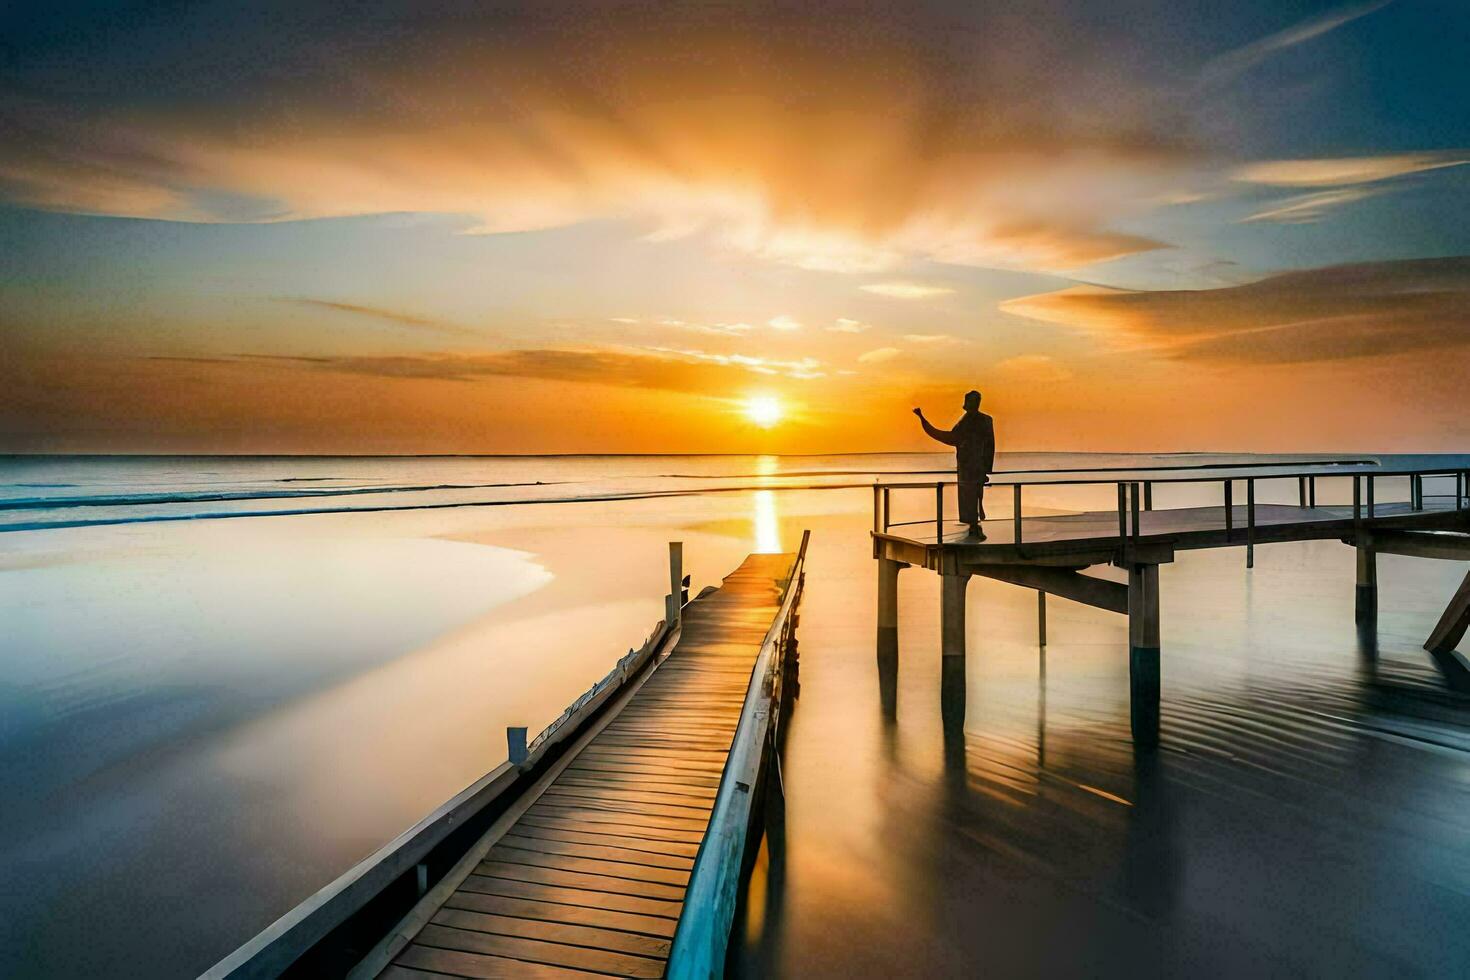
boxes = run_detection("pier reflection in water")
[733,525,1470,978]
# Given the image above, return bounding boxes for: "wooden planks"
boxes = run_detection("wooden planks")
[375,552,795,979]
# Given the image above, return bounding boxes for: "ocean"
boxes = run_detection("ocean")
[3,453,1470,977]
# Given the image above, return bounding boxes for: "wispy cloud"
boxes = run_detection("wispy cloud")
[860,282,955,300]
[157,344,827,392]
[643,346,826,379]
[767,314,802,331]
[827,318,870,333]
[622,316,755,336]
[279,298,483,338]
[1000,256,1470,363]
[857,347,903,364]
[902,333,956,345]
[1233,153,1468,187]
[995,355,1074,383]
[1238,187,1375,224]
[1197,0,1395,90]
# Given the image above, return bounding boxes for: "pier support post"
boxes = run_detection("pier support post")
[1128,563,1161,747]
[941,571,969,660]
[877,558,903,658]
[877,558,904,719]
[1426,570,1470,655]
[1355,537,1377,624]
[1037,591,1048,648]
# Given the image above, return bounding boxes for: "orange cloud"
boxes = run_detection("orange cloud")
[1001,256,1470,362]
[0,9,1185,273]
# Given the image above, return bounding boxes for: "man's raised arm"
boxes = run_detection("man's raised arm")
[913,408,959,446]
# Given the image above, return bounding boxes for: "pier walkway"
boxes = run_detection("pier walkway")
[358,550,802,980]
[873,458,1470,745]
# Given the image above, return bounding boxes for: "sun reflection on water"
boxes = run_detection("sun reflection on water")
[750,455,783,553]
[753,490,781,553]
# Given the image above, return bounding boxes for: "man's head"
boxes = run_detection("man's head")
[963,390,982,411]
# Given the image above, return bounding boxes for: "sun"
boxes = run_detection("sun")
[743,395,784,428]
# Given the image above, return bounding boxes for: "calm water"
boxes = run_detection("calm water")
[3,454,1469,977]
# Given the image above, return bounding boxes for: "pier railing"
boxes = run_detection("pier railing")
[874,460,1470,565]
[666,529,810,980]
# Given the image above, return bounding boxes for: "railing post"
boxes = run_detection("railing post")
[1367,474,1375,520]
[1246,478,1255,569]
[1353,475,1361,531]
[1130,482,1142,547]
[935,482,944,543]
[873,483,881,534]
[1117,483,1127,543]
[1298,476,1306,508]
[882,486,891,532]
[1309,475,1317,508]
[507,726,528,766]
[1224,480,1234,538]
[1013,483,1023,544]
[668,541,684,627]
[1144,481,1153,511]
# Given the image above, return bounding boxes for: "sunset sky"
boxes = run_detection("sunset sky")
[2,0,1467,454]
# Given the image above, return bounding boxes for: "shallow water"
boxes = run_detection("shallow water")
[2,454,1469,977]
[733,514,1470,978]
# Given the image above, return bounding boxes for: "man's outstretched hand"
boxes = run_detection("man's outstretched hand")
[912,407,924,418]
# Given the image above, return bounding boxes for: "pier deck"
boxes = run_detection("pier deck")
[365,551,798,980]
[877,500,1463,566]
[872,461,1470,747]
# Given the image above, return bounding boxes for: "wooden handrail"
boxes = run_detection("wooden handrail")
[872,463,1470,544]
[870,460,1466,492]
[666,530,810,980]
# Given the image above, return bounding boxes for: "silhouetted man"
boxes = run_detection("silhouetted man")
[914,390,995,539]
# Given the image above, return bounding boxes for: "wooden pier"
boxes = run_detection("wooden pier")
[351,547,805,979]
[873,458,1470,745]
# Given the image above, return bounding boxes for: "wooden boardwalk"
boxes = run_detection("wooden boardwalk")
[367,552,797,980]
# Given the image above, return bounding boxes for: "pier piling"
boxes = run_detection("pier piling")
[940,571,969,660]
[1037,591,1048,648]
[1128,564,1162,747]
[1356,537,1378,624]
[877,557,903,661]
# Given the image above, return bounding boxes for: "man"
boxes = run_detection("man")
[914,390,995,539]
